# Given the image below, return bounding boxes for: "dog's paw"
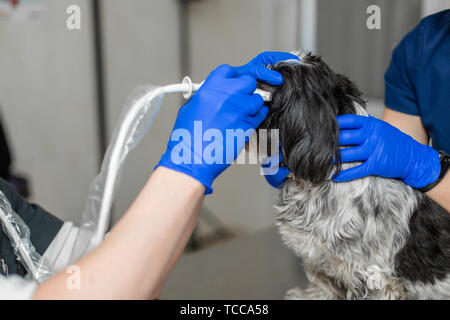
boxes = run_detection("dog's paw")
[284,287,307,300]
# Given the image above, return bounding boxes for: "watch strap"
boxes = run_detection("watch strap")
[419,151,450,193]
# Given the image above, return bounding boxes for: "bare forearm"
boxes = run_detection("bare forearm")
[382,108,449,212]
[426,171,450,213]
[382,108,429,144]
[33,167,204,299]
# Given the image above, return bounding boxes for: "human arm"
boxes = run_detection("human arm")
[334,112,448,212]
[34,166,204,299]
[382,108,428,145]
[33,51,297,299]
[262,108,450,213]
[382,108,450,212]
[426,169,450,213]
[333,19,449,212]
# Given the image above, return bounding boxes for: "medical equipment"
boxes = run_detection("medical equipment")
[0,191,52,282]
[0,75,271,281]
[70,77,272,265]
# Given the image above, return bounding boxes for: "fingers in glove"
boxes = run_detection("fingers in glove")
[337,114,368,130]
[333,162,370,182]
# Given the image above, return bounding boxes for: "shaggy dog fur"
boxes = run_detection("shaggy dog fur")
[257,52,450,300]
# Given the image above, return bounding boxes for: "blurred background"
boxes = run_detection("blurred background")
[0,0,448,298]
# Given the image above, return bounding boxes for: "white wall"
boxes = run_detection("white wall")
[0,0,98,223]
[422,0,450,16]
[316,0,422,99]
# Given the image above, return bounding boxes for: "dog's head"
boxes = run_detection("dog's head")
[258,52,366,184]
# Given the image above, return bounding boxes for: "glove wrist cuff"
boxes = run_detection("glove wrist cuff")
[403,146,441,189]
[156,152,215,195]
[418,151,449,193]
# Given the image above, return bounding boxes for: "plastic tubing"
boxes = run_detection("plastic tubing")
[0,208,38,277]
[91,78,203,246]
[88,75,271,249]
[0,76,272,279]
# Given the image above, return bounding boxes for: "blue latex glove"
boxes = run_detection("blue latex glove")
[262,148,291,188]
[233,51,297,85]
[158,51,299,194]
[334,115,441,189]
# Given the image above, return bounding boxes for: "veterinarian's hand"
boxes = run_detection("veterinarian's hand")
[158,52,298,194]
[262,149,291,188]
[233,51,300,85]
[334,115,441,189]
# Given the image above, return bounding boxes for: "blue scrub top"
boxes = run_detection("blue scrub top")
[385,10,450,153]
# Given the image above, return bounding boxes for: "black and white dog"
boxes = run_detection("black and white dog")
[257,51,450,299]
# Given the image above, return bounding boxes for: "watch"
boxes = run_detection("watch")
[419,151,450,193]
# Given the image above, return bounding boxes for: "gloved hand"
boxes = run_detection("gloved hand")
[157,51,299,194]
[233,51,298,85]
[262,148,291,188]
[334,115,441,189]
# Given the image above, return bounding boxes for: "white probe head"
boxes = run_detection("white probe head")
[254,88,272,102]
[182,76,272,102]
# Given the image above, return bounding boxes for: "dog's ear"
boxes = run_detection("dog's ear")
[333,73,365,115]
[280,89,340,184]
[257,61,342,184]
[257,55,365,184]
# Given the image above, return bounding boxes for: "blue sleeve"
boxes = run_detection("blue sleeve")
[384,24,424,116]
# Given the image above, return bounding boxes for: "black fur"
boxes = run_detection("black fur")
[258,53,365,184]
[259,52,450,290]
[395,195,450,284]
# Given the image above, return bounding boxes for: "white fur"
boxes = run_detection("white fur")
[275,104,449,299]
